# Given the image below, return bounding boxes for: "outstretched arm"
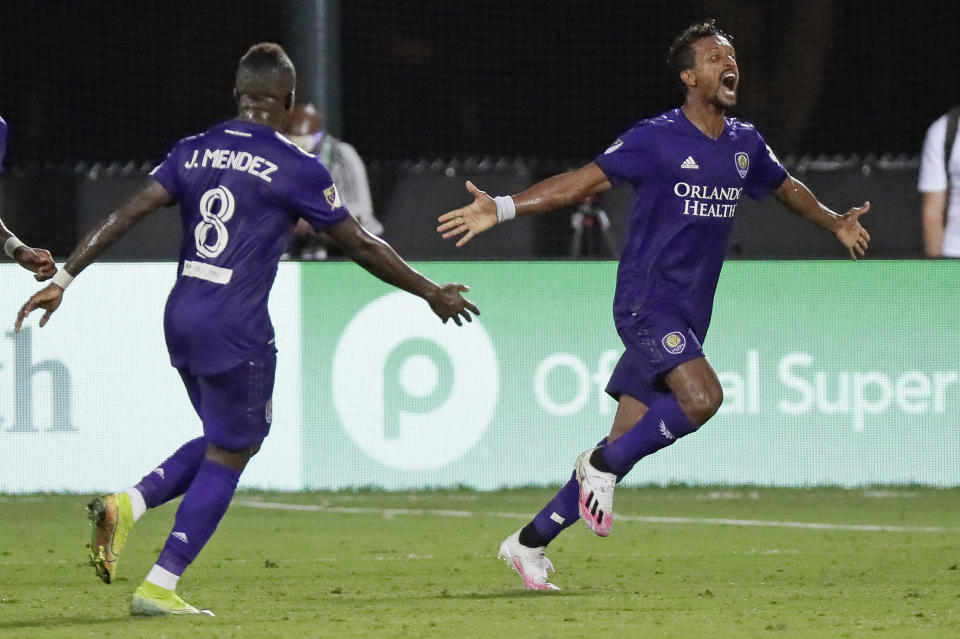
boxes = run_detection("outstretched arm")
[0,217,56,280]
[326,216,479,326]
[15,180,172,331]
[437,162,611,247]
[773,175,871,260]
[60,181,173,279]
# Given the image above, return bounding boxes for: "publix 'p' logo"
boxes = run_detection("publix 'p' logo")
[331,292,498,470]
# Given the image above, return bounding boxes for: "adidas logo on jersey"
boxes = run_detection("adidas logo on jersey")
[680,156,700,169]
[151,467,165,479]
[659,419,675,440]
[172,531,189,544]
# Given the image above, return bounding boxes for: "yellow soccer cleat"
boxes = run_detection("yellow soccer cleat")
[130,581,214,617]
[87,492,134,584]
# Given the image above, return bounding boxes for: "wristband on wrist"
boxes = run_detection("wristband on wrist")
[493,195,517,223]
[4,235,26,259]
[51,268,74,290]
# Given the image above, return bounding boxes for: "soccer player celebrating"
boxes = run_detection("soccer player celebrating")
[16,43,479,616]
[0,115,56,279]
[437,20,870,591]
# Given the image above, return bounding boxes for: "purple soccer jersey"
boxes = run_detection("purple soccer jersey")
[595,108,787,341]
[150,120,350,375]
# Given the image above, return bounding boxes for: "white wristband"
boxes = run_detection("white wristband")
[493,195,517,223]
[51,268,74,290]
[4,236,26,259]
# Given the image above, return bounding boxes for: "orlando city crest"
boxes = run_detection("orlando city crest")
[734,152,749,179]
[324,184,342,208]
[662,331,686,355]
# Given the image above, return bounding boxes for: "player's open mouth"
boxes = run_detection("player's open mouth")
[720,71,737,97]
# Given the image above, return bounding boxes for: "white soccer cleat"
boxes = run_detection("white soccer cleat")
[575,448,616,537]
[497,530,560,591]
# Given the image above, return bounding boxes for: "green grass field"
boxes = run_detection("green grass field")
[1,487,958,638]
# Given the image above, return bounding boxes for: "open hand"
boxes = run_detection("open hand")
[427,283,480,326]
[436,181,498,247]
[835,201,871,260]
[15,284,64,331]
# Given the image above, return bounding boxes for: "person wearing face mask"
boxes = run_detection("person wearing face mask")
[283,102,383,260]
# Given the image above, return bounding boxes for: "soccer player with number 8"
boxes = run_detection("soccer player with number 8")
[15,43,479,616]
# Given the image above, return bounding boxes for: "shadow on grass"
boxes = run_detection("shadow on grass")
[321,589,588,602]
[430,590,585,600]
[0,616,123,630]
[0,614,210,630]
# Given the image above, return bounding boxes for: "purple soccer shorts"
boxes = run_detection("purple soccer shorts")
[177,352,276,451]
[605,310,704,406]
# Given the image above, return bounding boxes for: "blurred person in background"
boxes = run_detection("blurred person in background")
[918,106,960,257]
[0,114,56,279]
[283,102,383,260]
[569,194,618,258]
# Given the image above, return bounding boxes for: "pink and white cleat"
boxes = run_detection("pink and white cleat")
[575,448,616,537]
[497,530,560,591]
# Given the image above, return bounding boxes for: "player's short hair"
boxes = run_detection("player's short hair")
[666,19,733,94]
[236,42,296,103]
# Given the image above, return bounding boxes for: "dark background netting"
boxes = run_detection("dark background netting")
[1,1,957,166]
[340,0,960,159]
[0,1,953,259]
[0,1,290,167]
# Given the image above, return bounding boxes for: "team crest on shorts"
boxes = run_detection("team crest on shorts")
[734,152,749,179]
[662,331,686,355]
[324,184,342,208]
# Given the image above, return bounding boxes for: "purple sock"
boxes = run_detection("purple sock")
[529,471,581,544]
[134,437,207,509]
[156,458,241,576]
[527,438,611,546]
[601,396,698,475]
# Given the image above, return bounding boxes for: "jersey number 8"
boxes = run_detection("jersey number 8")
[194,186,236,259]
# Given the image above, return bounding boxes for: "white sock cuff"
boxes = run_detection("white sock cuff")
[146,564,180,591]
[126,487,147,522]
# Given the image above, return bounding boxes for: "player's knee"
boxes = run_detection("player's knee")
[206,442,261,471]
[678,384,723,426]
[239,442,262,461]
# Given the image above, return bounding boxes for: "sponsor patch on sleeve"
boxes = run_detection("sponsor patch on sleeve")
[765,144,780,165]
[604,139,624,154]
[324,184,342,208]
